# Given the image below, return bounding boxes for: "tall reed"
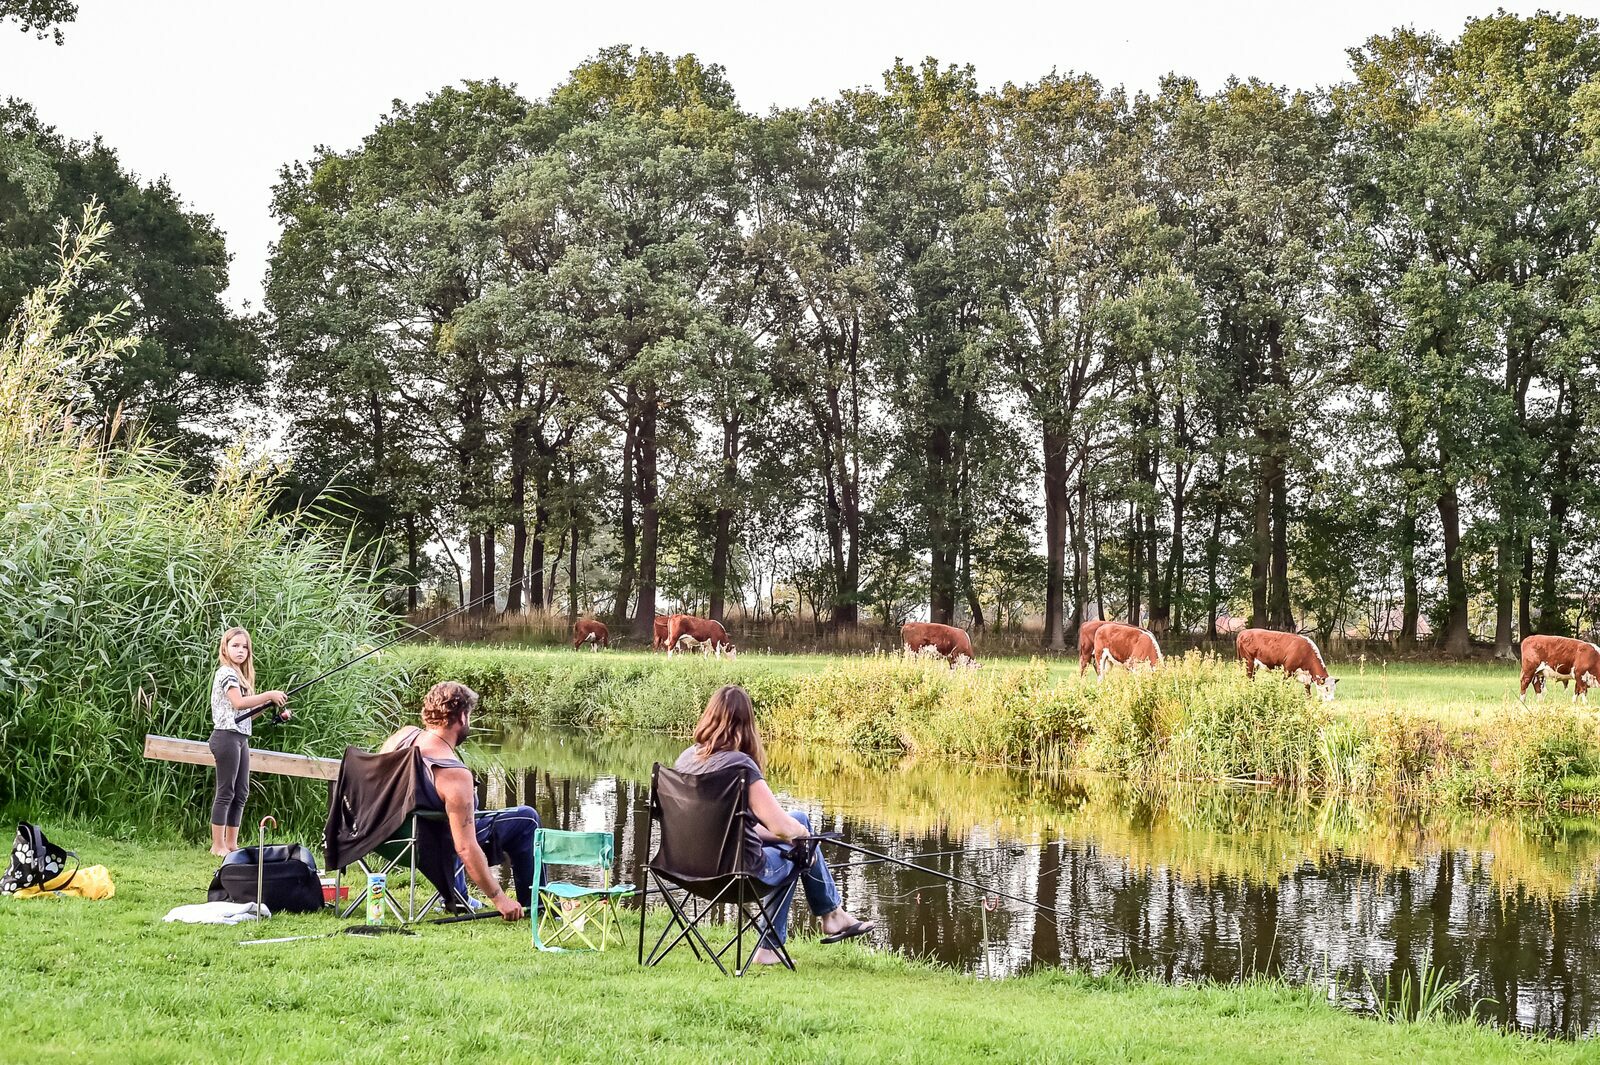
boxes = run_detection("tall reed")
[0,207,397,830]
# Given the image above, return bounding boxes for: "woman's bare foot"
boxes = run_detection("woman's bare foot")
[751,947,786,966]
[820,909,872,937]
[209,847,229,857]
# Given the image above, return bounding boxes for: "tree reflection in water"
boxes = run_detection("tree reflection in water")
[472,723,1600,1037]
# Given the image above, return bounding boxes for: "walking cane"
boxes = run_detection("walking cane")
[256,816,275,921]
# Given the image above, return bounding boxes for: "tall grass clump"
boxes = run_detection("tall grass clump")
[403,650,799,733]
[1080,653,1326,783]
[0,208,398,831]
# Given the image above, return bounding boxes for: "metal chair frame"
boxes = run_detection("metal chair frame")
[636,762,819,977]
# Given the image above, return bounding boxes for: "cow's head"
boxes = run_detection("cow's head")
[1319,676,1339,702]
[722,639,738,660]
[953,653,981,670]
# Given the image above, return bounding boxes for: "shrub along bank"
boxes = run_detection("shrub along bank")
[0,210,396,831]
[402,648,1600,811]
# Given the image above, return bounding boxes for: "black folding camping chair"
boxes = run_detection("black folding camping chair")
[324,746,469,922]
[638,761,825,977]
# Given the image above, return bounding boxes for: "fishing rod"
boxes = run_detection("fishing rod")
[238,908,504,946]
[236,578,531,723]
[820,838,1058,919]
[832,840,1063,871]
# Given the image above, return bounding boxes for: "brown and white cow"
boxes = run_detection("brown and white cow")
[665,615,737,659]
[1519,634,1600,702]
[1077,620,1108,676]
[900,621,978,668]
[1091,622,1162,679]
[572,619,609,651]
[1237,628,1337,701]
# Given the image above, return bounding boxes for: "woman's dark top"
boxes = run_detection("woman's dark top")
[673,745,765,862]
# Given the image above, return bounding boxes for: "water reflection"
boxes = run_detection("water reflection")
[471,724,1600,1038]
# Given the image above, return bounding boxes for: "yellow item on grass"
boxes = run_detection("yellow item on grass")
[14,864,115,900]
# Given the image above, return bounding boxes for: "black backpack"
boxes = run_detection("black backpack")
[1,822,78,895]
[207,843,324,914]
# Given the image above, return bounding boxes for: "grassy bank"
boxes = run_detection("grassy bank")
[400,647,1600,810]
[0,828,1585,1063]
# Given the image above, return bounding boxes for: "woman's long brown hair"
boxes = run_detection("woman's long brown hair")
[691,684,765,771]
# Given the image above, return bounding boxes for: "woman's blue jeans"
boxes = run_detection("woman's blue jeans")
[753,810,841,947]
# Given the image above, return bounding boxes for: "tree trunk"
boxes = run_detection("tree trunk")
[1267,453,1292,630]
[1518,535,1533,643]
[612,408,637,625]
[1069,463,1089,633]
[1437,477,1471,655]
[1398,495,1419,645]
[1494,535,1516,659]
[961,523,985,632]
[467,528,484,611]
[1126,500,1142,626]
[405,515,419,612]
[1161,458,1186,639]
[1251,455,1270,628]
[482,526,496,609]
[529,495,548,611]
[1264,321,1292,630]
[1539,381,1574,635]
[927,419,959,624]
[633,391,660,641]
[507,476,527,614]
[710,414,739,624]
[568,520,580,623]
[1042,428,1069,650]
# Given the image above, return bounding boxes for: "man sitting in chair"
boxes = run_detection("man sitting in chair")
[379,681,535,921]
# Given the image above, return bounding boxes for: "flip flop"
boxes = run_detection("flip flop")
[821,920,874,945]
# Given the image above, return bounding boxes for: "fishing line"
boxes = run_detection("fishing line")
[236,577,534,723]
[833,840,1064,870]
[821,838,1058,923]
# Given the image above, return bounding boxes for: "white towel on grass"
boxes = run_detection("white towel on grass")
[162,901,270,924]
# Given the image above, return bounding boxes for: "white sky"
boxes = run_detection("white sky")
[6,0,1596,313]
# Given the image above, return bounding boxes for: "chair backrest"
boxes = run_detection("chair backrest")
[647,762,763,882]
[534,829,614,872]
[325,746,430,869]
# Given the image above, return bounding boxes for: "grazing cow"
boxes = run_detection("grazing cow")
[572,619,609,651]
[1237,628,1337,701]
[665,615,737,659]
[1091,622,1162,679]
[1519,634,1600,703]
[1077,620,1108,676]
[900,622,978,668]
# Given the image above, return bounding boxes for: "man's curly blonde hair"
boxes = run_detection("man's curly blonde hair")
[421,681,478,728]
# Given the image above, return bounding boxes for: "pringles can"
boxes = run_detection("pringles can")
[366,872,387,925]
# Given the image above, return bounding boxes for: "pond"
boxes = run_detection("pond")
[471,724,1600,1038]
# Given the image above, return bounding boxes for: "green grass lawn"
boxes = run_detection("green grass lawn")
[3,828,1587,1063]
[414,645,1535,726]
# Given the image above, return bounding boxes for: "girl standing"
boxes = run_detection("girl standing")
[208,627,290,855]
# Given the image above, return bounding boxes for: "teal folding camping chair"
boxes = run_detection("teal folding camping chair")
[531,829,635,952]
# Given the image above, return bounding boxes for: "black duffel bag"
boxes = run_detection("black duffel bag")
[207,843,323,914]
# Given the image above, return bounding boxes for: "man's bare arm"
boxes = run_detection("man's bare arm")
[435,766,523,921]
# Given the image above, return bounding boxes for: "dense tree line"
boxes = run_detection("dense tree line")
[264,14,1600,651]
[0,99,259,472]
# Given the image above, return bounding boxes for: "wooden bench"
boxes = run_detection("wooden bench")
[142,734,341,781]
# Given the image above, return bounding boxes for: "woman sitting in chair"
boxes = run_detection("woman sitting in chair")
[674,684,874,965]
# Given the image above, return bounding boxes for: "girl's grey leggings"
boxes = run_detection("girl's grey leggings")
[208,729,250,827]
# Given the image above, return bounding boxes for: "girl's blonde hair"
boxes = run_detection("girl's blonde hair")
[692,685,765,771]
[217,627,256,692]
